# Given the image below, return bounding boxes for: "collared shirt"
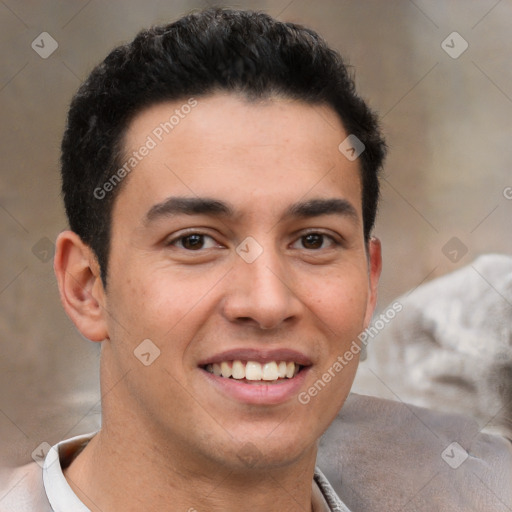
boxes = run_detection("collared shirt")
[42,433,351,512]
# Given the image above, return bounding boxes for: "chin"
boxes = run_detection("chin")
[217,428,318,472]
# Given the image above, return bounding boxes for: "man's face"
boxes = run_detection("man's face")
[100,93,380,470]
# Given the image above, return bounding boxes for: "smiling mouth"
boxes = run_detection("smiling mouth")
[203,360,303,383]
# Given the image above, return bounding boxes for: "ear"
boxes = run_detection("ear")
[54,230,109,342]
[363,236,382,328]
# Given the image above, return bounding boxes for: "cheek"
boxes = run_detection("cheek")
[303,270,370,337]
[106,264,224,348]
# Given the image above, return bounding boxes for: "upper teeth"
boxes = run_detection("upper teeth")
[205,361,299,381]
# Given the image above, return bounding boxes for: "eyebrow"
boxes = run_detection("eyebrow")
[145,197,234,224]
[283,198,358,221]
[144,196,358,224]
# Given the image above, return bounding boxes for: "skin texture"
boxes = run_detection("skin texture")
[54,93,381,512]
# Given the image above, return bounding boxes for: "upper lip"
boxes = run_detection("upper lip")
[198,348,313,367]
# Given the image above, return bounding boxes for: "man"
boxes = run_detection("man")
[1,7,511,512]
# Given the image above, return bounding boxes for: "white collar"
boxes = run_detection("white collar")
[43,433,95,512]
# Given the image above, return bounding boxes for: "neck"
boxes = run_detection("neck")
[64,424,318,512]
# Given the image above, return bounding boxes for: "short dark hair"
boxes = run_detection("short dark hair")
[61,7,386,285]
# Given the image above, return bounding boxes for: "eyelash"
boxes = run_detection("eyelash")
[294,230,341,249]
[168,233,220,250]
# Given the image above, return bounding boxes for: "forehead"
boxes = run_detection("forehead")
[115,93,362,222]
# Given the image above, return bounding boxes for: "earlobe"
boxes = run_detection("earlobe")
[54,230,109,342]
[363,236,382,328]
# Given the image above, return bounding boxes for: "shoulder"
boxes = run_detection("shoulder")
[318,393,512,512]
[0,462,52,512]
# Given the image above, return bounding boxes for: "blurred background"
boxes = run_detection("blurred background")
[1,0,511,467]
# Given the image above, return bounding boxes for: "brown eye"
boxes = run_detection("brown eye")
[169,233,219,250]
[181,234,205,250]
[291,232,339,251]
[301,233,324,249]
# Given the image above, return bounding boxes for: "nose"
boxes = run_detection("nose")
[221,248,302,330]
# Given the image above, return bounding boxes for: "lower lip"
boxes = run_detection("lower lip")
[200,367,310,405]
